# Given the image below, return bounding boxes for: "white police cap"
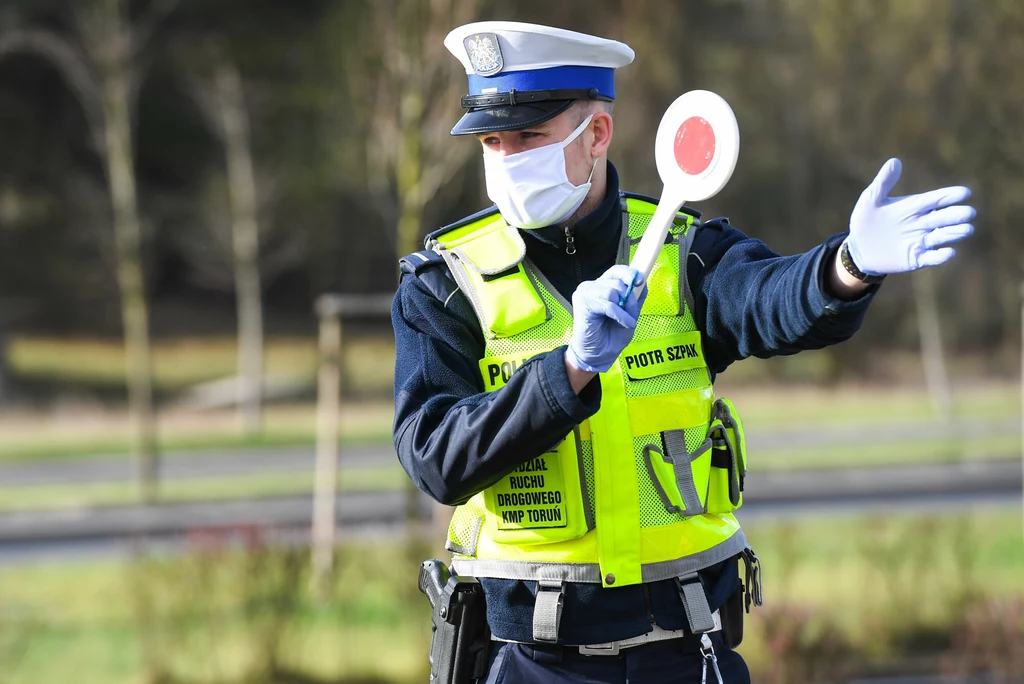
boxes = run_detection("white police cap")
[444,21,634,136]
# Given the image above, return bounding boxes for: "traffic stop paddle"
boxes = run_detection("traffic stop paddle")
[622,90,740,304]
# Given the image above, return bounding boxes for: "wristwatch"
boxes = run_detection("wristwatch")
[839,240,886,284]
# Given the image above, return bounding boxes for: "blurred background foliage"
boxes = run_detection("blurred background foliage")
[0,0,1019,381]
[0,513,1020,683]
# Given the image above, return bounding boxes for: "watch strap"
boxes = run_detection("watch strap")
[839,240,885,284]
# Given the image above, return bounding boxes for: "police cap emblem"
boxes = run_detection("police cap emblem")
[464,33,503,76]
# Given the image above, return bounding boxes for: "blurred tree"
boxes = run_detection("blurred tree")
[0,0,1020,387]
[770,0,967,403]
[0,0,180,501]
[332,0,483,261]
[182,43,266,437]
[962,0,1024,364]
[316,0,485,537]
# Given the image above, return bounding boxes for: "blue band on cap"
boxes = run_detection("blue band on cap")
[468,65,615,99]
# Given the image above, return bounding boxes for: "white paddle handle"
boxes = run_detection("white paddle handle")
[629,189,686,284]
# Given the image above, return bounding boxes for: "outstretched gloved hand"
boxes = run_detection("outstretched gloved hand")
[566,265,648,373]
[847,158,976,276]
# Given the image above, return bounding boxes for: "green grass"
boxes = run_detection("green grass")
[0,429,1015,513]
[738,511,1024,673]
[743,511,1024,611]
[0,402,395,464]
[7,335,396,394]
[0,543,431,684]
[0,424,388,464]
[0,379,1018,514]
[0,432,1014,515]
[717,381,1021,428]
[10,335,1018,429]
[1,383,1015,466]
[756,432,1022,470]
[0,465,407,512]
[0,512,1020,683]
[2,336,1020,500]
[0,430,310,464]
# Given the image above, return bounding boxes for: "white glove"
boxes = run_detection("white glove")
[847,158,976,275]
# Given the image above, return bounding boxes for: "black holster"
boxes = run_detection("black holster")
[721,546,763,649]
[418,559,491,684]
[720,583,745,649]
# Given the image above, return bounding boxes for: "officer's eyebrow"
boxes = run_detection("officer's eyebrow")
[476,125,550,144]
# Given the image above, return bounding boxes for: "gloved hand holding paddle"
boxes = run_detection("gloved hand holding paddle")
[566,265,648,373]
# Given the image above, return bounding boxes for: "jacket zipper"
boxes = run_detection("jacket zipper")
[643,584,655,624]
[565,226,582,283]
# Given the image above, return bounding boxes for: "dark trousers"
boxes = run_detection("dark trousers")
[481,632,751,684]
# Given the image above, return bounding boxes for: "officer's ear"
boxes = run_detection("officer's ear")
[589,109,613,159]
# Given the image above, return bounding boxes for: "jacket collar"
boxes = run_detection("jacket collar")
[521,161,621,252]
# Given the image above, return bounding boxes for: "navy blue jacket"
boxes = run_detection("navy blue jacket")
[391,163,877,645]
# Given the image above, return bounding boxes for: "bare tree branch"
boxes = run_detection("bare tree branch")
[70,0,112,69]
[131,0,182,58]
[420,141,475,201]
[185,71,228,142]
[0,28,103,143]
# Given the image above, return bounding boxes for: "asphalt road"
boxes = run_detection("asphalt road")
[0,459,1018,559]
[0,415,1019,561]
[0,415,1017,487]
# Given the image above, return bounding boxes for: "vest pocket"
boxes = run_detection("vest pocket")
[481,426,592,546]
[704,398,746,514]
[657,429,710,517]
[650,397,748,517]
[642,444,685,514]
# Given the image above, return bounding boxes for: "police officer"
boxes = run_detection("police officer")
[392,21,976,684]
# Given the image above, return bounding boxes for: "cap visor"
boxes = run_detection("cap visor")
[450,100,576,136]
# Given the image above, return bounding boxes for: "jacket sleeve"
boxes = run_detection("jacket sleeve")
[391,264,601,506]
[688,219,879,375]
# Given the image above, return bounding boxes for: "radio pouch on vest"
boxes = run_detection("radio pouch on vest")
[705,398,746,513]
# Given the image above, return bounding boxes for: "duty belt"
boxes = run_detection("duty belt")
[491,609,722,657]
[529,571,722,643]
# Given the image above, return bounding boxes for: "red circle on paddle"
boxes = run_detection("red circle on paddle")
[674,116,716,175]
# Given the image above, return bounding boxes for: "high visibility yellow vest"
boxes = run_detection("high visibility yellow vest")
[428,195,749,592]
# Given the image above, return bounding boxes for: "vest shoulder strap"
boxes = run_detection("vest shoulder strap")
[614,191,692,317]
[620,191,703,222]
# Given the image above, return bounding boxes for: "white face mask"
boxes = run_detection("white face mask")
[483,114,597,230]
